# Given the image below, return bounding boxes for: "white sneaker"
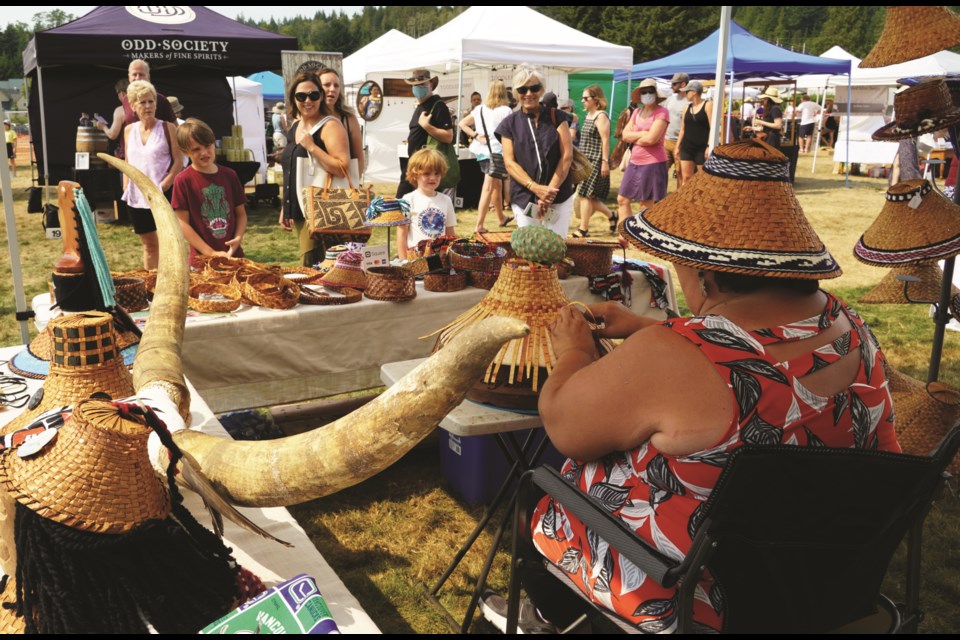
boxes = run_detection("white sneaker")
[479,590,556,634]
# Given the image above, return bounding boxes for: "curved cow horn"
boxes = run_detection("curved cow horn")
[100,153,530,508]
[97,153,191,417]
[172,315,528,506]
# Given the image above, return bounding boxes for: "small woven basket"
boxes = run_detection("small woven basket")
[189,282,242,313]
[565,238,617,277]
[424,270,468,293]
[298,285,363,306]
[364,266,416,302]
[468,270,500,290]
[448,241,507,272]
[281,266,324,285]
[474,231,516,259]
[112,276,149,312]
[242,273,300,310]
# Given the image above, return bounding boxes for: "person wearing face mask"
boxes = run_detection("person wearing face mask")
[397,68,454,199]
[616,78,669,222]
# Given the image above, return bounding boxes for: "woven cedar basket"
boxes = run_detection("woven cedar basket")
[565,238,617,277]
[448,241,507,272]
[112,276,149,312]
[468,270,500,290]
[188,282,242,313]
[888,365,960,474]
[364,266,416,302]
[298,285,363,306]
[242,273,300,310]
[281,266,324,285]
[474,231,517,259]
[424,270,467,293]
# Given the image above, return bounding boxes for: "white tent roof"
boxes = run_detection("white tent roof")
[796,46,860,90]
[343,29,416,85]
[799,48,960,89]
[362,6,633,74]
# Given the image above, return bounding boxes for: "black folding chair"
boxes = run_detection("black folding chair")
[508,422,960,634]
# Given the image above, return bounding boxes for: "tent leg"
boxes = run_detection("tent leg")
[1,105,32,345]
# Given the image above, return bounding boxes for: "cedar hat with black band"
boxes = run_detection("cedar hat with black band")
[620,139,841,279]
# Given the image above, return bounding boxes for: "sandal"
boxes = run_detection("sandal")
[571,228,589,239]
[609,215,619,232]
[500,216,514,227]
[474,228,489,234]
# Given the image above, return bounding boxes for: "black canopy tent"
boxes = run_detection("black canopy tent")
[23,5,297,185]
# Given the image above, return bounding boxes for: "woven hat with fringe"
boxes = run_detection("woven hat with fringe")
[854,179,960,265]
[872,80,960,141]
[3,312,134,436]
[426,259,613,393]
[621,138,841,279]
[0,399,170,533]
[364,196,411,227]
[860,6,960,68]
[317,250,366,290]
[859,264,958,304]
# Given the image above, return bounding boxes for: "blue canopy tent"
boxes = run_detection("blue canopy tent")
[614,21,851,81]
[248,70,285,103]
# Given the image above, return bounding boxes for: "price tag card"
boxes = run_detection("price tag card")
[362,244,389,270]
[75,152,90,170]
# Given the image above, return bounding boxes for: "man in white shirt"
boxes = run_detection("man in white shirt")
[664,72,690,188]
[796,94,822,153]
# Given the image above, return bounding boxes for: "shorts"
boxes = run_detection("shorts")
[664,139,678,167]
[128,206,157,235]
[679,144,706,165]
[6,142,15,160]
[799,123,815,138]
[619,161,668,203]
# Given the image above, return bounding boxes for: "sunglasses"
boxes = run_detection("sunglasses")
[295,91,322,103]
[580,96,592,101]
[516,84,542,95]
[639,89,657,95]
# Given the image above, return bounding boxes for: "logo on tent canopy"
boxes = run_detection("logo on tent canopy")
[126,6,196,25]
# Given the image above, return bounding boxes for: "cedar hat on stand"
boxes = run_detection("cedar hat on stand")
[860,6,960,68]
[620,139,841,279]
[859,263,958,304]
[871,80,960,141]
[854,179,960,265]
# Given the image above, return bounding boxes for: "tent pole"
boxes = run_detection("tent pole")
[37,65,50,205]
[845,73,851,188]
[0,105,30,344]
[726,69,734,143]
[708,6,732,151]
[811,87,826,173]
[456,62,464,152]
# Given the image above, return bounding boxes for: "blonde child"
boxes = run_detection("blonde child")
[398,148,457,260]
[171,118,247,268]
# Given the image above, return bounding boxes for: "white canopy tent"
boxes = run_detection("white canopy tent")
[343,29,416,86]
[359,6,633,184]
[229,76,268,182]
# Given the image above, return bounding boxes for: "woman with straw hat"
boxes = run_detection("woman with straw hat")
[615,78,670,227]
[521,139,901,632]
[747,86,785,148]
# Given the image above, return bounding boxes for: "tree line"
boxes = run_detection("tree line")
[1,7,958,81]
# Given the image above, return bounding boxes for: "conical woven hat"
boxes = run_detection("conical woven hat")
[317,250,367,290]
[2,312,134,436]
[860,6,960,68]
[8,316,139,380]
[855,180,960,266]
[620,139,841,279]
[427,260,612,392]
[888,372,960,474]
[0,399,171,533]
[859,264,957,304]
[872,80,960,141]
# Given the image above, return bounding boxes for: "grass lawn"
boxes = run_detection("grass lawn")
[2,148,958,632]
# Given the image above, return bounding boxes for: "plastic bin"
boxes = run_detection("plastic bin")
[439,429,566,506]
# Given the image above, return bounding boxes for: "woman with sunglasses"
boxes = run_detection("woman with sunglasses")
[616,78,669,222]
[495,64,574,237]
[278,70,351,266]
[676,80,714,184]
[572,84,614,238]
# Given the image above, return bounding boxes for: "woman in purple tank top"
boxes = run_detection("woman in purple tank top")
[121,80,183,269]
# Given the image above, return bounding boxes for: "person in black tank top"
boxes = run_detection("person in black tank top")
[676,80,713,183]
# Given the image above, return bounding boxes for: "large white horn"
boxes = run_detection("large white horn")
[172,316,529,506]
[97,153,191,416]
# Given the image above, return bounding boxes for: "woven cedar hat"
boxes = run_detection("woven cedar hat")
[427,260,612,392]
[9,319,138,380]
[620,139,841,279]
[0,399,171,533]
[3,313,135,436]
[317,244,348,273]
[854,180,960,265]
[860,6,960,68]
[859,264,958,304]
[872,80,960,141]
[364,196,411,227]
[887,367,960,474]
[317,250,366,290]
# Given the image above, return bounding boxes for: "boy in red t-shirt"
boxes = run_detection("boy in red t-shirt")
[171,118,247,267]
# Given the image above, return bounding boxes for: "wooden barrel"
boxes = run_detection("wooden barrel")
[76,126,109,164]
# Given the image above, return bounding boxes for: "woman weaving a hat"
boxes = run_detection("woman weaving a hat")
[522,140,901,632]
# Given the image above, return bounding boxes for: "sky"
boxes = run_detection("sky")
[0,6,366,29]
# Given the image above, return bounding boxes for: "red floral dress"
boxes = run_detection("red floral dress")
[531,293,900,632]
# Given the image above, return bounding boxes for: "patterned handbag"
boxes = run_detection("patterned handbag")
[306,161,375,239]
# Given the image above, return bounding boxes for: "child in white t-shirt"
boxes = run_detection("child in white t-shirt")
[398,148,457,260]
